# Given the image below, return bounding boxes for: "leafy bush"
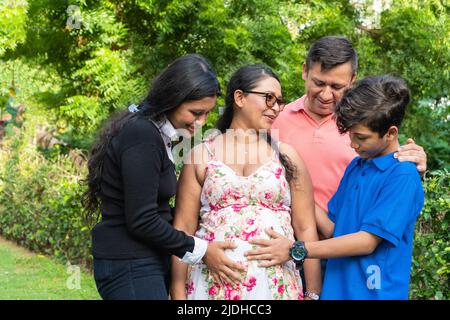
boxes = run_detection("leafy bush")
[0,121,92,268]
[410,169,450,300]
[401,97,450,171]
[0,0,28,56]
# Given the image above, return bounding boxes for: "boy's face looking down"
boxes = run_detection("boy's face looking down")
[302,62,356,122]
[349,124,399,159]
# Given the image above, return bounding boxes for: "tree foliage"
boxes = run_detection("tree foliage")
[2,0,448,160]
[0,0,28,57]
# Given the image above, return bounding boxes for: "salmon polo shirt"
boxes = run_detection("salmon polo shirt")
[271,95,357,211]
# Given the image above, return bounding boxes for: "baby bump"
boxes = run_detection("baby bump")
[189,215,303,300]
[196,206,295,251]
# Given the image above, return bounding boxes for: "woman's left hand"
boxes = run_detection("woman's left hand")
[245,228,293,267]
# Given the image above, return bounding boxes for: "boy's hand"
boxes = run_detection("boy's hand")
[315,205,334,239]
[395,138,427,173]
[245,228,293,267]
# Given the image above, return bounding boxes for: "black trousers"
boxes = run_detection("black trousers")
[93,256,170,300]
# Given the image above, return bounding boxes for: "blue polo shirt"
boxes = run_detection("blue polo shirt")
[321,152,424,300]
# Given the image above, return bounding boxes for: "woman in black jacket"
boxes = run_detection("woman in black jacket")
[83,54,243,300]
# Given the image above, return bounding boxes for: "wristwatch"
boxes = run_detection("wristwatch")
[289,241,308,269]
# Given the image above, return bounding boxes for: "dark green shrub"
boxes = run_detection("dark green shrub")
[410,169,450,300]
[0,128,92,269]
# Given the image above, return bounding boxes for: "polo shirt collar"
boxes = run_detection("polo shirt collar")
[291,96,307,112]
[289,95,334,125]
[356,152,398,171]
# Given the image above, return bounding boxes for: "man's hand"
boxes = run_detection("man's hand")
[203,241,245,287]
[395,138,427,173]
[245,228,293,267]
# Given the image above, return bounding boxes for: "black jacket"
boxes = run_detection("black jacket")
[92,116,194,259]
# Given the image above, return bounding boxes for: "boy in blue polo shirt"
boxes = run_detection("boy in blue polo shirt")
[298,75,424,299]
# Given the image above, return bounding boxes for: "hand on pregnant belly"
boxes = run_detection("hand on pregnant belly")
[245,228,294,267]
[203,241,246,287]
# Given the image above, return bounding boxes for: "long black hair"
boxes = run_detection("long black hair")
[216,64,296,182]
[82,54,221,219]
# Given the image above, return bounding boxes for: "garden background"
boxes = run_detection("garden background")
[0,0,448,299]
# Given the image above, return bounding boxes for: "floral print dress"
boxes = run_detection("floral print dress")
[186,138,303,300]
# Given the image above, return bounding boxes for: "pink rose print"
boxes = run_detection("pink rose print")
[265,192,272,200]
[229,189,241,200]
[273,278,278,285]
[259,201,275,210]
[223,283,242,300]
[209,203,220,211]
[278,284,284,294]
[257,201,287,212]
[275,167,283,179]
[204,232,215,242]
[298,291,304,300]
[246,218,255,225]
[208,286,217,296]
[242,228,257,241]
[274,203,284,211]
[224,284,233,300]
[186,281,194,295]
[243,276,257,292]
[232,203,246,212]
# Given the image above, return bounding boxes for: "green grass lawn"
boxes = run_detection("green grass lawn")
[0,238,100,300]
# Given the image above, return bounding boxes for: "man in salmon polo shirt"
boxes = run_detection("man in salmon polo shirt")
[245,36,427,300]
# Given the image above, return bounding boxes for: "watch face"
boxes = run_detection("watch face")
[291,245,306,261]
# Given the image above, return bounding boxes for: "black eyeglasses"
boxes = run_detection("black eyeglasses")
[242,90,286,112]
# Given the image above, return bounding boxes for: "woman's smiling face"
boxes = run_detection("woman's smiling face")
[168,96,217,135]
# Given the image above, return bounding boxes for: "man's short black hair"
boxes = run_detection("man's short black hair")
[306,36,358,75]
[335,75,411,137]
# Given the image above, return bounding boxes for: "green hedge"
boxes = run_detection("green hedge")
[0,128,92,269]
[0,127,448,298]
[410,169,450,300]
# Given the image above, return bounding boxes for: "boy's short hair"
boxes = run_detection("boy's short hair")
[334,75,411,136]
[306,36,358,75]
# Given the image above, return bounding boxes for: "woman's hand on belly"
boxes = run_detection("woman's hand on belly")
[203,241,246,287]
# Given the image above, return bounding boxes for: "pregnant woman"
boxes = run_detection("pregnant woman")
[170,64,322,300]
